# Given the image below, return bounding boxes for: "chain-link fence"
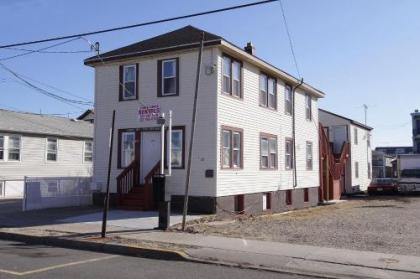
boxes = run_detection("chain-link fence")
[23,176,92,211]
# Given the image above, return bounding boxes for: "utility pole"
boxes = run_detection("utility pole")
[182,32,205,231]
[101,110,115,238]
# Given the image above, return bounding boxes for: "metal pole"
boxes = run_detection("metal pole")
[182,32,205,231]
[160,113,165,175]
[101,110,115,238]
[168,110,173,177]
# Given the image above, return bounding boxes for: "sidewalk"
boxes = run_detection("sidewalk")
[1,219,420,279]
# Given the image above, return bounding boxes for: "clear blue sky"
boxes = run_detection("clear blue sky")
[0,0,419,147]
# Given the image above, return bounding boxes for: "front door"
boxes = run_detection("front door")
[140,131,161,183]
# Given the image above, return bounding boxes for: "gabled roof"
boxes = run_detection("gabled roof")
[0,109,93,139]
[319,108,373,131]
[84,25,325,98]
[84,25,222,65]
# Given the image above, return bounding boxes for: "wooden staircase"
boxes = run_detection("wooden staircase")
[117,160,161,211]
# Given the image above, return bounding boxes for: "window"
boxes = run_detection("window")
[84,141,93,162]
[304,188,309,203]
[0,136,3,161]
[0,181,3,196]
[259,73,277,109]
[285,138,294,169]
[260,134,277,169]
[162,59,177,96]
[8,135,20,161]
[120,131,135,168]
[286,190,292,205]
[305,94,312,120]
[222,55,242,98]
[120,64,137,100]
[263,193,271,211]
[306,141,313,170]
[46,138,57,161]
[285,84,293,115]
[221,127,243,169]
[355,161,359,178]
[368,162,371,179]
[168,127,184,168]
[416,120,420,132]
[354,128,358,145]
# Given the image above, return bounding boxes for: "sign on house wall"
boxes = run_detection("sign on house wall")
[138,105,160,122]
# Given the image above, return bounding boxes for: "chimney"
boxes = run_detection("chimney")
[244,42,255,55]
[415,109,419,113]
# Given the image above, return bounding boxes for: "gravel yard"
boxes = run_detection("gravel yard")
[183,196,420,256]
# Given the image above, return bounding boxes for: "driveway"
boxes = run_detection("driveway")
[186,196,420,256]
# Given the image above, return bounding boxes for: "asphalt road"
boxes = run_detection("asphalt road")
[0,239,317,279]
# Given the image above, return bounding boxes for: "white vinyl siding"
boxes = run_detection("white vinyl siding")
[122,65,136,100]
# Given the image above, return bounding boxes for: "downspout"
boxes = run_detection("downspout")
[292,78,304,188]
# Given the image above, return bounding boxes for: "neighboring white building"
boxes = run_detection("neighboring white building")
[319,109,373,193]
[0,109,93,198]
[85,26,325,214]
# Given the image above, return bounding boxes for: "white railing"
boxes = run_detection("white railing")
[23,176,92,211]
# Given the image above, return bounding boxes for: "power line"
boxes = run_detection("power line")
[0,37,82,61]
[0,62,92,109]
[3,47,91,54]
[0,0,279,49]
[279,0,301,79]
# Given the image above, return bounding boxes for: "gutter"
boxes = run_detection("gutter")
[292,78,304,188]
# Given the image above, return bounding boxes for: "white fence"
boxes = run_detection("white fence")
[23,176,92,211]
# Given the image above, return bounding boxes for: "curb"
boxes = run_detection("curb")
[0,231,186,261]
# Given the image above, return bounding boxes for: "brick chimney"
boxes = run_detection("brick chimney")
[244,42,255,55]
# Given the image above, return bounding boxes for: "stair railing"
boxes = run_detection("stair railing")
[117,160,139,201]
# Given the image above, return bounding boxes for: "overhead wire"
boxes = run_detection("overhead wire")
[0,0,279,49]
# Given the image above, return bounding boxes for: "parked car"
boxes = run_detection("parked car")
[397,169,420,193]
[368,178,398,195]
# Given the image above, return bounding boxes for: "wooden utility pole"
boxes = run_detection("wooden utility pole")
[182,33,205,231]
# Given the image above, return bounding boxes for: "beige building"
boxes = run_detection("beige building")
[85,26,325,214]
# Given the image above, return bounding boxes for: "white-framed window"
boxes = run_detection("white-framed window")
[285,138,294,169]
[168,128,184,168]
[354,127,358,145]
[120,131,135,168]
[162,59,177,96]
[268,77,276,109]
[122,64,137,100]
[306,141,313,170]
[221,127,242,169]
[259,74,268,107]
[305,93,312,120]
[260,135,277,169]
[285,84,293,115]
[46,138,58,161]
[8,135,21,161]
[222,55,242,98]
[0,135,4,161]
[84,141,93,162]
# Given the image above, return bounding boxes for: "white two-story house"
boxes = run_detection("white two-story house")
[85,25,325,215]
[0,109,93,198]
[319,109,373,193]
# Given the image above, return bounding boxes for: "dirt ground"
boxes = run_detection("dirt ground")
[184,196,420,256]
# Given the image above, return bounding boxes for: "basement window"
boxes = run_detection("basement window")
[263,193,271,211]
[304,188,309,203]
[234,195,244,214]
[286,190,292,205]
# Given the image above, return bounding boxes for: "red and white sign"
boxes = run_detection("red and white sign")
[139,105,160,122]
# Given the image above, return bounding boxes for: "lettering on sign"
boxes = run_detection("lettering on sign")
[139,105,160,122]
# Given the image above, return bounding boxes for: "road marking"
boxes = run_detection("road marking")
[0,255,118,276]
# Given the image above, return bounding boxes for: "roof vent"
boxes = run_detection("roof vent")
[244,42,255,55]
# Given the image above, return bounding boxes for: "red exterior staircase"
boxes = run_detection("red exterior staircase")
[117,160,161,210]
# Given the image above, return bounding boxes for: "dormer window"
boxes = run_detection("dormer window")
[158,58,179,97]
[119,64,138,101]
